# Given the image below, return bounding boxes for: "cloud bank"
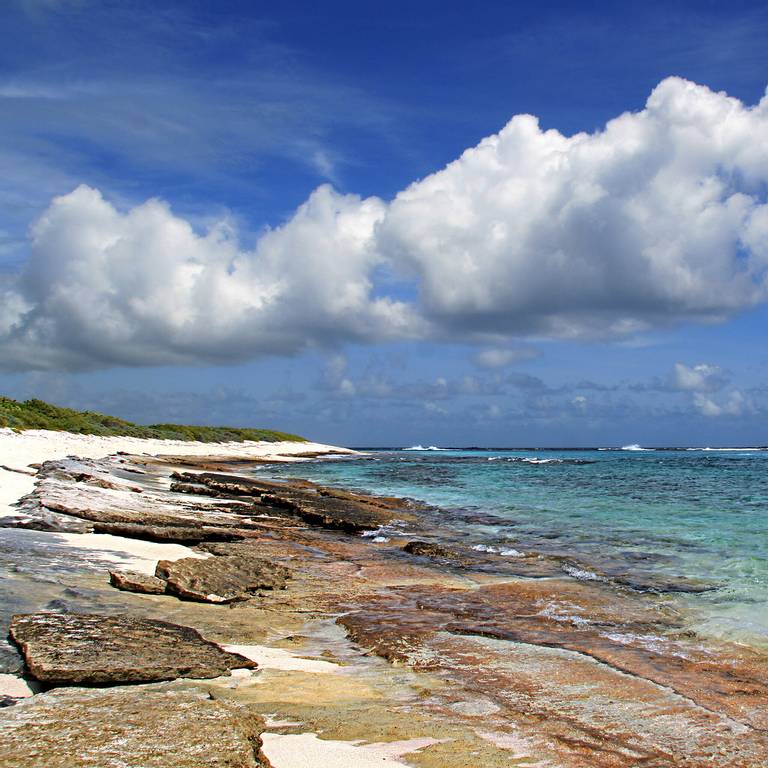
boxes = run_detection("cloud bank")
[673,363,727,393]
[2,77,768,370]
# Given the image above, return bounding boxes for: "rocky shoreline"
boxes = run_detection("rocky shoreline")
[1,450,767,767]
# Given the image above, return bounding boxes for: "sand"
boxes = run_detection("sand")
[0,674,36,699]
[222,644,342,675]
[51,532,210,575]
[260,734,443,768]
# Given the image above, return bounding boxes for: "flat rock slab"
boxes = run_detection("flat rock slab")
[109,570,167,594]
[9,613,257,685]
[0,683,266,767]
[156,555,290,603]
[173,471,413,532]
[94,521,247,544]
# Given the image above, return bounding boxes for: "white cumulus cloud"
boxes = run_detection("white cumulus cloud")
[379,77,768,339]
[0,184,418,369]
[2,77,768,370]
[474,346,539,369]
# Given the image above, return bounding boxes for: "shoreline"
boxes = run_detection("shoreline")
[1,433,767,766]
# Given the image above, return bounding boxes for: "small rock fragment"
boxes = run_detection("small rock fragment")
[403,540,462,560]
[109,570,167,594]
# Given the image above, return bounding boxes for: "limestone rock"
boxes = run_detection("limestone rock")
[196,541,272,557]
[0,683,267,767]
[175,471,412,532]
[109,570,167,594]
[92,521,246,544]
[9,613,256,684]
[156,555,290,603]
[4,457,259,539]
[0,503,94,534]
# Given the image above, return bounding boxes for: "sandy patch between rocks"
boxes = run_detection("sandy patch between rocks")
[260,733,443,768]
[222,644,342,675]
[52,532,209,575]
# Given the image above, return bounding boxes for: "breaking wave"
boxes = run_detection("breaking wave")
[487,456,595,465]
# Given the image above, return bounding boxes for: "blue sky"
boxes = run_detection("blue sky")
[1,0,768,446]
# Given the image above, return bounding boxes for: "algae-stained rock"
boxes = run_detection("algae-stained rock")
[109,569,167,594]
[196,541,274,557]
[9,613,256,684]
[156,555,290,603]
[403,540,462,560]
[0,683,266,768]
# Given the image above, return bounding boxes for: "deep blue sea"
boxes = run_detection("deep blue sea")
[258,446,768,647]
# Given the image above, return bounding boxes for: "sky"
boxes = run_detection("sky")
[1,0,768,447]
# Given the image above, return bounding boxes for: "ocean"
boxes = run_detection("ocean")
[259,446,768,648]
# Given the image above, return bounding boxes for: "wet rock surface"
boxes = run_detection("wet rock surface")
[10,613,256,684]
[0,683,267,767]
[156,554,291,603]
[402,540,465,561]
[338,579,768,756]
[109,570,167,594]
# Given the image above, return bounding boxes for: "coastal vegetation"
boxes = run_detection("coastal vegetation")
[0,396,305,443]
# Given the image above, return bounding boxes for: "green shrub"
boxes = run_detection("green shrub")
[0,396,305,443]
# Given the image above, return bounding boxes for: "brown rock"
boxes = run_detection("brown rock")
[109,570,167,594]
[9,613,256,685]
[0,683,267,767]
[156,555,290,603]
[403,540,462,560]
[69,472,143,493]
[196,541,271,557]
[92,521,247,544]
[175,471,412,532]
[170,480,225,497]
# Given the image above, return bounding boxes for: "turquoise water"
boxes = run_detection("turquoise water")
[259,447,768,646]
